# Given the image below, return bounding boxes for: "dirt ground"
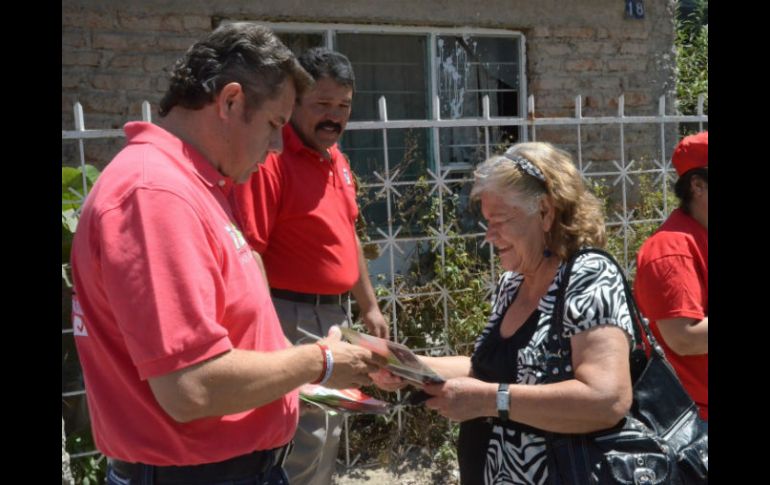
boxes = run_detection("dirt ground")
[332,452,459,485]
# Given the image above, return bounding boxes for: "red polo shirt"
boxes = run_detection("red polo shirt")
[71,122,297,465]
[634,208,708,419]
[232,124,360,294]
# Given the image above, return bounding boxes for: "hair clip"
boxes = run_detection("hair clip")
[503,153,546,183]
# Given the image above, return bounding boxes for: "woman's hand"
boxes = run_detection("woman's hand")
[423,377,496,422]
[369,368,409,392]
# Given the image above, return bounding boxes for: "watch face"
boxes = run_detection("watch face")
[497,389,509,411]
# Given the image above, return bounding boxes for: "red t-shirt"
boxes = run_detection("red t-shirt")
[634,208,708,419]
[71,122,297,465]
[231,124,360,294]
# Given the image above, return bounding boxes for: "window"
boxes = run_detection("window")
[436,35,520,170]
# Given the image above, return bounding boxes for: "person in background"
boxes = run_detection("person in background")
[231,46,389,485]
[373,142,636,484]
[70,23,384,485]
[634,131,708,420]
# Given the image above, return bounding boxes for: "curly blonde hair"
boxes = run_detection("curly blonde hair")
[471,142,606,260]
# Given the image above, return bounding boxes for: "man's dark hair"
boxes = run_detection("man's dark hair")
[674,167,708,213]
[158,22,313,118]
[297,47,355,90]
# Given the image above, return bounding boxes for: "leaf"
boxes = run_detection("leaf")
[83,164,101,185]
[62,164,101,204]
[62,208,80,234]
[62,263,73,288]
[61,166,82,189]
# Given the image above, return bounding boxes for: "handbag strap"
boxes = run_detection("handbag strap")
[545,248,666,382]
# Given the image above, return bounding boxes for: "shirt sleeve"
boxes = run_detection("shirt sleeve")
[634,254,706,321]
[562,253,635,343]
[98,188,232,379]
[231,154,282,254]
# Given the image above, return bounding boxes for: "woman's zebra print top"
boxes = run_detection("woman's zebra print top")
[471,251,635,485]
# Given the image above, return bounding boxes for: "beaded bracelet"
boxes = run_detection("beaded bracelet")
[311,343,334,386]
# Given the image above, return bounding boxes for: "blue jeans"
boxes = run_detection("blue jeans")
[106,463,290,485]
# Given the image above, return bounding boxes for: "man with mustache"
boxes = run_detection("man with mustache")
[232,47,388,485]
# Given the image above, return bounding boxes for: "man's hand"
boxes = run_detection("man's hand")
[318,326,387,389]
[362,308,389,339]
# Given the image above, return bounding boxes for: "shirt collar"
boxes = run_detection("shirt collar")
[124,121,235,192]
[282,123,339,161]
[670,208,708,236]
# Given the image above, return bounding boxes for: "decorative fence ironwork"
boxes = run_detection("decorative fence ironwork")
[61,93,707,467]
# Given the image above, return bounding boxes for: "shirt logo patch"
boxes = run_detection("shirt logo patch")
[72,295,87,336]
[225,224,247,250]
[342,168,352,186]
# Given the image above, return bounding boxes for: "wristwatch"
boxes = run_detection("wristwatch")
[496,383,510,421]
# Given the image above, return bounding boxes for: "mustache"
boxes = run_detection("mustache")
[316,121,342,133]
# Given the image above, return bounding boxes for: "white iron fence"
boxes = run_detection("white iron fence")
[61,93,707,468]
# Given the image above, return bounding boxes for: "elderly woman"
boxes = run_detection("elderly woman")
[374,142,635,484]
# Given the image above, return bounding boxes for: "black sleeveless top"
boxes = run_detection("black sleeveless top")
[457,307,541,485]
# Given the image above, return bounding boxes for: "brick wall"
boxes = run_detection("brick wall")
[62,0,679,168]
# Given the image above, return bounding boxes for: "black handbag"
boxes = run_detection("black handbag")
[542,248,708,485]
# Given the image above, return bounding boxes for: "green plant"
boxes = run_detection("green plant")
[432,422,460,472]
[62,164,105,485]
[675,0,708,118]
[67,431,106,485]
[62,165,100,285]
[587,172,678,283]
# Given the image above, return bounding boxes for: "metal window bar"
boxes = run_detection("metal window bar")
[61,94,707,465]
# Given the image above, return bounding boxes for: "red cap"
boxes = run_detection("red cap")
[672,131,708,176]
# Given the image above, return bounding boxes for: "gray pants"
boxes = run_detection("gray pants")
[272,297,349,485]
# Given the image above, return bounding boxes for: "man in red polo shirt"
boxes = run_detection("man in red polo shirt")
[634,131,708,420]
[71,24,384,485]
[232,48,388,485]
